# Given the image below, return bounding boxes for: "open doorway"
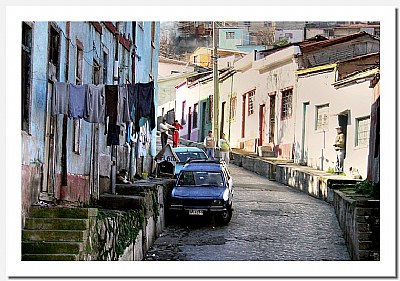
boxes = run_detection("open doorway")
[338,113,349,159]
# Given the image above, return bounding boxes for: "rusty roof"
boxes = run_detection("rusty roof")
[299,32,378,53]
[335,52,380,64]
[335,24,380,29]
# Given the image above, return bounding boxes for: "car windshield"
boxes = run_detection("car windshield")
[177,171,224,186]
[175,151,208,162]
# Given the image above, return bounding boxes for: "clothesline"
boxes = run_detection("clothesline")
[51,80,156,146]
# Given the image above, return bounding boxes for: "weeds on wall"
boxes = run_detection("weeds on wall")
[355,179,379,199]
[96,209,144,260]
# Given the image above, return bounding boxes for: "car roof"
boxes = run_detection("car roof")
[181,160,225,172]
[173,146,204,153]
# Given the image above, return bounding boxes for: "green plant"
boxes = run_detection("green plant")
[326,167,346,176]
[275,38,289,47]
[355,180,374,195]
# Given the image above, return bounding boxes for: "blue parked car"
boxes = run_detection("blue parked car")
[168,160,233,225]
[173,146,208,176]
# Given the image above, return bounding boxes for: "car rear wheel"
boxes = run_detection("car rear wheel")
[216,206,232,225]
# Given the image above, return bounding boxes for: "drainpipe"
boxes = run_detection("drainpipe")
[129,23,136,181]
[228,74,233,144]
[212,21,220,153]
[111,22,120,194]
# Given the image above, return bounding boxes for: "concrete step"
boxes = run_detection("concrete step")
[29,206,97,219]
[24,217,89,230]
[22,229,87,242]
[22,241,84,255]
[22,254,80,261]
[98,193,145,210]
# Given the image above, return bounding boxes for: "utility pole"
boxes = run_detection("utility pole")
[212,21,220,145]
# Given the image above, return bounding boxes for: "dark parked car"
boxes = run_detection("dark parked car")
[168,160,233,225]
[173,146,208,176]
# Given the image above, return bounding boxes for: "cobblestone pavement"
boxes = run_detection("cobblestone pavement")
[144,164,351,261]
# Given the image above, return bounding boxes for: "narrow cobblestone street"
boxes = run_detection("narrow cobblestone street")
[144,164,351,261]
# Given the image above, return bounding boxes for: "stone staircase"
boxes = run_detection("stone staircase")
[22,206,96,261]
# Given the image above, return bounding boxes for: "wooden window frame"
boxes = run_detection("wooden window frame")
[281,88,293,120]
[73,119,81,154]
[315,104,329,131]
[230,96,237,121]
[102,48,108,84]
[181,101,186,125]
[75,39,84,85]
[92,59,101,85]
[226,31,235,40]
[21,21,34,133]
[248,90,255,116]
[193,103,198,129]
[355,116,370,147]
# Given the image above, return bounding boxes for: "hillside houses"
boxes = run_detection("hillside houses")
[161,32,379,178]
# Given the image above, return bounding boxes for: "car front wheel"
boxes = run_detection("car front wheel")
[216,206,232,225]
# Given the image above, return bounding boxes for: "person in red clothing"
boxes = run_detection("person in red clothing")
[172,120,183,147]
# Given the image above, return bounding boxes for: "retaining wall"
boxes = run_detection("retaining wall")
[333,190,380,260]
[231,150,380,261]
[86,179,175,261]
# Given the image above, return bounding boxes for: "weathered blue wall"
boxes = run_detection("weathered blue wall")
[22,21,160,224]
[134,22,160,159]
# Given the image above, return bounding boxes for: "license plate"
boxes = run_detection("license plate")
[188,209,203,216]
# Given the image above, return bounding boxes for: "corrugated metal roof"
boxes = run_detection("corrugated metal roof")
[299,32,379,52]
[335,52,379,64]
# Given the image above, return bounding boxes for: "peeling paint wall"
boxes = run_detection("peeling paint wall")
[22,21,160,224]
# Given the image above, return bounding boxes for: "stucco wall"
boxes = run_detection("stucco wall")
[295,69,373,177]
[175,77,213,143]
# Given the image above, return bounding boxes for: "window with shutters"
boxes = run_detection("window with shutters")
[230,96,237,120]
[193,103,198,129]
[75,40,83,85]
[226,32,235,39]
[49,25,60,72]
[181,101,186,125]
[21,22,33,133]
[102,49,108,84]
[74,39,84,154]
[356,116,370,147]
[315,104,329,131]
[281,88,293,119]
[73,119,81,154]
[248,90,255,116]
[92,59,100,85]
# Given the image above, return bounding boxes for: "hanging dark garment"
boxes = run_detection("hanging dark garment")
[107,124,120,146]
[68,84,87,119]
[105,85,119,124]
[133,81,155,133]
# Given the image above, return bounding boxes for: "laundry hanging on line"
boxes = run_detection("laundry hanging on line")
[51,81,155,146]
[133,81,155,134]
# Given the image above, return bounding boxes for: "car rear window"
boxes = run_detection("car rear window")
[175,151,208,162]
[177,171,224,186]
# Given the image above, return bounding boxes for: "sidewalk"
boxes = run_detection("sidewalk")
[166,136,362,203]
